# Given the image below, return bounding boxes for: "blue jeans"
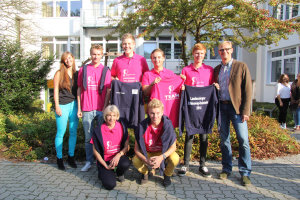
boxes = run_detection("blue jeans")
[82,110,103,163]
[55,100,79,159]
[293,107,300,126]
[220,103,252,176]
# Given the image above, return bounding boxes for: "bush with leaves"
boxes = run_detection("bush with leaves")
[0,39,53,114]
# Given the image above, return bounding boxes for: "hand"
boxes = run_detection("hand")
[149,155,164,169]
[151,77,161,86]
[181,85,185,90]
[213,83,220,90]
[180,74,186,80]
[242,115,249,122]
[55,106,62,116]
[77,111,82,118]
[144,157,154,168]
[109,153,121,169]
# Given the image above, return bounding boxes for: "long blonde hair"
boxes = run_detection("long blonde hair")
[58,51,76,91]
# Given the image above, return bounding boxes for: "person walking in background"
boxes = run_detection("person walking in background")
[77,44,111,172]
[275,74,291,129]
[178,43,214,177]
[111,33,149,83]
[53,51,79,170]
[91,105,130,190]
[290,73,300,130]
[214,41,252,186]
[133,99,179,187]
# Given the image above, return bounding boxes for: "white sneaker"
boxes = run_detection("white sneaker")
[81,161,91,172]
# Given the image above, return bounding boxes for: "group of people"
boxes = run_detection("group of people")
[275,73,300,130]
[53,33,253,190]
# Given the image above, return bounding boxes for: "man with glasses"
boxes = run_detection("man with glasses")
[214,41,252,186]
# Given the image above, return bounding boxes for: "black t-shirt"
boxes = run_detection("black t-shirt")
[59,72,78,105]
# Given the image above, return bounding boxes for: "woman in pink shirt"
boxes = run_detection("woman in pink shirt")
[91,105,130,190]
[111,33,149,83]
[178,43,214,177]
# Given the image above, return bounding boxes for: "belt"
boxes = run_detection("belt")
[220,100,232,104]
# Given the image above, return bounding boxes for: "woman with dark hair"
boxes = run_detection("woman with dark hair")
[91,105,130,190]
[290,73,300,130]
[275,74,291,129]
[54,51,79,170]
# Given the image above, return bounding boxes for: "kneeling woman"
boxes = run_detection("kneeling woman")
[91,105,130,190]
[133,98,179,187]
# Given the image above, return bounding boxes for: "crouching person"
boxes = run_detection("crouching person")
[91,105,130,190]
[133,98,179,187]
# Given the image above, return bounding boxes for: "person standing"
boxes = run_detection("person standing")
[214,41,252,186]
[53,51,79,170]
[111,33,149,83]
[290,73,300,130]
[77,44,111,172]
[275,74,291,129]
[178,43,214,177]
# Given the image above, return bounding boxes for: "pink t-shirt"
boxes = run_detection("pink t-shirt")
[142,68,176,86]
[78,64,111,112]
[181,63,214,87]
[111,53,149,83]
[143,122,163,152]
[90,121,125,161]
[150,75,184,128]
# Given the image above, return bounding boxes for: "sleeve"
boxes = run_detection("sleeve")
[241,64,253,116]
[90,138,94,144]
[209,66,215,84]
[178,89,185,136]
[141,57,149,73]
[111,59,118,77]
[141,72,150,86]
[77,67,83,87]
[104,69,112,89]
[276,83,281,96]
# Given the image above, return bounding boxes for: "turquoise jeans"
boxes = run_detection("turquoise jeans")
[55,100,79,159]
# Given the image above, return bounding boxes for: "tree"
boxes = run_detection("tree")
[110,0,300,66]
[0,0,38,43]
[0,40,54,114]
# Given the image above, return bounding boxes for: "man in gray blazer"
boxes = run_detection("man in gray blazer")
[214,41,252,186]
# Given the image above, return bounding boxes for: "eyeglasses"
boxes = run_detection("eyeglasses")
[219,48,232,52]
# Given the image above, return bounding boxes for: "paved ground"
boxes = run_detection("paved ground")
[0,132,299,200]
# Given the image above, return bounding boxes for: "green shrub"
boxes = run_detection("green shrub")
[0,39,53,114]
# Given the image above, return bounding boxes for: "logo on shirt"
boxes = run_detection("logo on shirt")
[123,69,128,77]
[192,77,196,85]
[165,85,180,100]
[106,141,112,149]
[149,139,153,146]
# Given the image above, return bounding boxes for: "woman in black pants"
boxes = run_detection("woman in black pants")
[275,74,291,129]
[91,105,130,190]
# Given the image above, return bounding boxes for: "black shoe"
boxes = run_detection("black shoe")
[57,158,65,170]
[163,174,171,187]
[140,173,148,185]
[178,165,188,177]
[199,166,212,177]
[67,156,77,168]
[117,175,125,182]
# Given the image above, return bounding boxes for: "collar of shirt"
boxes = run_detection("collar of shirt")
[221,59,233,72]
[122,52,137,59]
[192,63,205,72]
[152,67,166,75]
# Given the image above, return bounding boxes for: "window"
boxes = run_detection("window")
[274,3,300,20]
[42,0,82,17]
[270,46,300,82]
[41,36,81,60]
[174,44,182,59]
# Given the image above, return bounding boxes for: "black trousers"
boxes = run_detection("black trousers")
[183,134,208,167]
[98,155,131,190]
[276,98,290,124]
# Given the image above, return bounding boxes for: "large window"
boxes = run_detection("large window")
[42,0,82,17]
[272,3,300,20]
[143,36,181,60]
[270,46,300,82]
[92,0,120,17]
[42,36,80,60]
